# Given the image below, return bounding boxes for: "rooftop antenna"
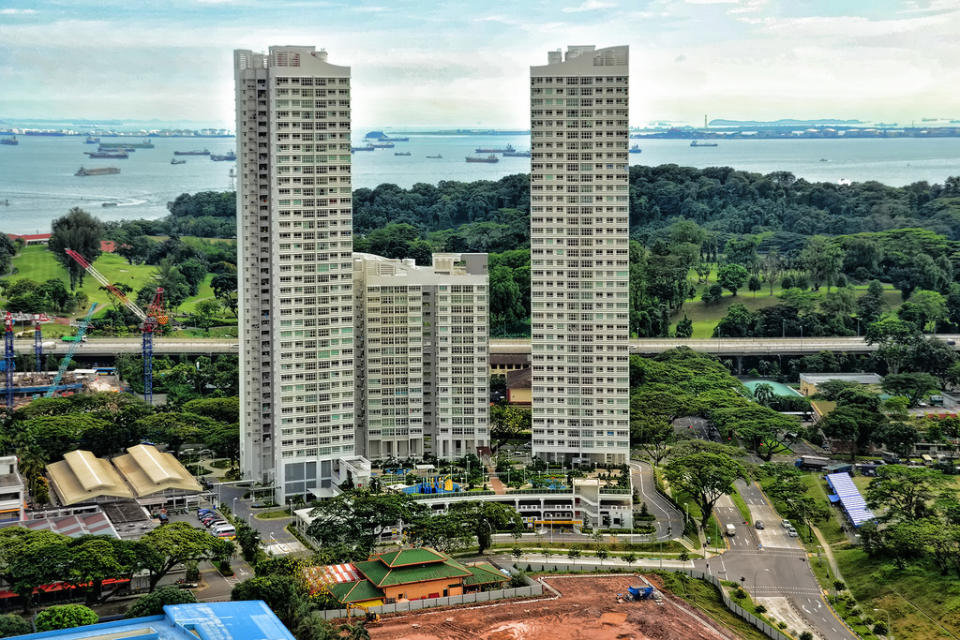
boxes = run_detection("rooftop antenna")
[704,114,708,129]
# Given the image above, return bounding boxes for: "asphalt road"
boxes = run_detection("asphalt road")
[630,460,685,540]
[700,480,857,640]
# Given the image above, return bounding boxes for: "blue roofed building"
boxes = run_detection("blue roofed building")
[825,472,876,528]
[10,601,295,640]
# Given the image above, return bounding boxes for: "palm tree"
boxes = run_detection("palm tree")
[17,446,47,499]
[753,383,775,407]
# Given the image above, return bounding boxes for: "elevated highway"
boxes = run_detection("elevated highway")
[19,335,960,358]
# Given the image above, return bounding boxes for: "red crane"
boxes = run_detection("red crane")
[64,249,168,404]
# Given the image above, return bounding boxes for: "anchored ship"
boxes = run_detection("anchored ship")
[75,166,120,176]
[465,155,499,163]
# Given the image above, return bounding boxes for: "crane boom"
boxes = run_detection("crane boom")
[45,303,97,398]
[64,249,147,321]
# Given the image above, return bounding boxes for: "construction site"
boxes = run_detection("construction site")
[368,575,739,640]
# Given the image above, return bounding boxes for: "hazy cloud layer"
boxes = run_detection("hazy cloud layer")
[0,0,957,127]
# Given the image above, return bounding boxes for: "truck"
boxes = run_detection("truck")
[61,335,87,343]
[725,523,736,536]
[795,455,830,470]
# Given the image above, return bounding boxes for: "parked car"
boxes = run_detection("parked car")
[788,529,800,537]
[780,520,792,529]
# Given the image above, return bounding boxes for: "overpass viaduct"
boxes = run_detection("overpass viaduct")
[18,335,960,358]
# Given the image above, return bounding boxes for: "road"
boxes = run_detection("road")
[698,480,857,640]
[630,460,685,540]
[18,334,960,357]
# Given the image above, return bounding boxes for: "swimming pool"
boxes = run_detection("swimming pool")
[741,379,803,397]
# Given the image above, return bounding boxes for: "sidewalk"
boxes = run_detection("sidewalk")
[811,525,842,581]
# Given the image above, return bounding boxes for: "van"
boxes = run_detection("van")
[725,523,736,536]
[213,524,235,537]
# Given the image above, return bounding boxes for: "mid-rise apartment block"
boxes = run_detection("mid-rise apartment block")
[353,253,490,461]
[529,45,631,464]
[235,46,357,502]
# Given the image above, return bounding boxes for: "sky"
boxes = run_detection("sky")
[0,0,958,129]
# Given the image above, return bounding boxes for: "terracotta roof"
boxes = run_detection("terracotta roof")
[506,367,532,389]
[491,353,530,366]
[7,233,51,241]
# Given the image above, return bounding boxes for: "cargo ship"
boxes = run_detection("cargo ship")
[426,154,442,159]
[629,144,642,154]
[351,145,375,152]
[371,142,395,148]
[0,136,18,146]
[100,139,154,149]
[85,136,100,144]
[502,149,531,157]
[100,146,135,153]
[170,158,186,165]
[465,154,499,163]
[475,144,514,154]
[210,151,236,161]
[75,167,120,176]
[394,151,412,156]
[86,151,129,159]
[690,140,718,147]
[174,149,210,155]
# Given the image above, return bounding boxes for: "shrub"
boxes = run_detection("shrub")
[35,605,98,631]
[799,632,814,640]
[754,605,767,614]
[0,614,31,638]
[873,621,888,635]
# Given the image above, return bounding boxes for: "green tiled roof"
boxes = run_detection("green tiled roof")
[327,579,384,604]
[463,563,509,586]
[355,557,472,587]
[377,548,448,567]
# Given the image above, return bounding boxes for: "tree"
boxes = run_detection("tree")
[799,235,845,291]
[906,290,948,331]
[857,280,886,325]
[866,465,948,522]
[819,403,886,462]
[748,275,761,296]
[192,299,222,332]
[0,613,31,638]
[34,604,98,631]
[878,421,919,458]
[124,585,197,617]
[49,208,104,290]
[235,522,261,561]
[630,416,676,465]
[339,621,371,640]
[183,397,240,423]
[700,283,723,305]
[882,372,939,407]
[865,317,921,374]
[138,522,231,591]
[717,264,749,297]
[307,490,427,557]
[232,575,305,627]
[489,404,531,449]
[136,412,215,456]
[211,272,238,316]
[675,315,693,338]
[65,536,136,605]
[446,502,523,554]
[752,383,775,407]
[665,452,745,528]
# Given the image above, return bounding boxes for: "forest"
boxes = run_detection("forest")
[98,165,960,339]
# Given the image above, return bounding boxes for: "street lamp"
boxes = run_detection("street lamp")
[873,608,893,640]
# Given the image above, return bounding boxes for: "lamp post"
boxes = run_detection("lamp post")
[873,608,893,640]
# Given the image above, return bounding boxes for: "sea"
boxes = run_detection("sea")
[1,134,959,235]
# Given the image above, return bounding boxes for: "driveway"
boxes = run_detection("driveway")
[630,460,685,540]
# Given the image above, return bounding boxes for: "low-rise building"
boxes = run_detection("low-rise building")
[0,456,25,522]
[506,367,532,405]
[305,548,507,607]
[799,373,882,397]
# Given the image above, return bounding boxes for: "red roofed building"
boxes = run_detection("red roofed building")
[7,233,51,246]
[100,240,117,253]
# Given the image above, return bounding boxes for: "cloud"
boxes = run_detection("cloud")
[0,8,37,14]
[683,0,738,4]
[352,5,387,12]
[561,1,616,13]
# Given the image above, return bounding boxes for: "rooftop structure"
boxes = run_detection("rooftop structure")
[0,511,119,538]
[46,445,201,507]
[11,601,294,640]
[826,471,876,528]
[799,373,883,396]
[305,547,507,608]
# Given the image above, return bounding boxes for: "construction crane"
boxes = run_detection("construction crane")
[45,303,98,399]
[63,249,168,404]
[33,314,43,372]
[4,313,13,409]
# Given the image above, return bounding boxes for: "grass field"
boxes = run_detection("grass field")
[5,245,221,323]
[836,547,960,640]
[674,272,904,338]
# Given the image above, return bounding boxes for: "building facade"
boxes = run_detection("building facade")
[353,253,490,461]
[235,46,356,502]
[529,45,631,464]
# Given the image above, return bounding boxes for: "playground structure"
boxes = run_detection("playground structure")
[401,476,460,494]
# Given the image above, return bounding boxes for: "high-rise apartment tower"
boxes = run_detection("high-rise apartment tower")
[529,45,631,464]
[235,46,357,502]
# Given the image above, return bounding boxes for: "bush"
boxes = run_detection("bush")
[509,571,527,588]
[35,605,98,631]
[733,588,747,600]
[873,621,888,635]
[125,586,197,618]
[799,632,814,640]
[0,614,31,638]
[217,559,234,576]
[754,605,767,614]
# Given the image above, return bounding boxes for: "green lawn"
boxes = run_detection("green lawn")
[674,272,904,338]
[836,547,960,640]
[6,246,227,325]
[653,572,771,640]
